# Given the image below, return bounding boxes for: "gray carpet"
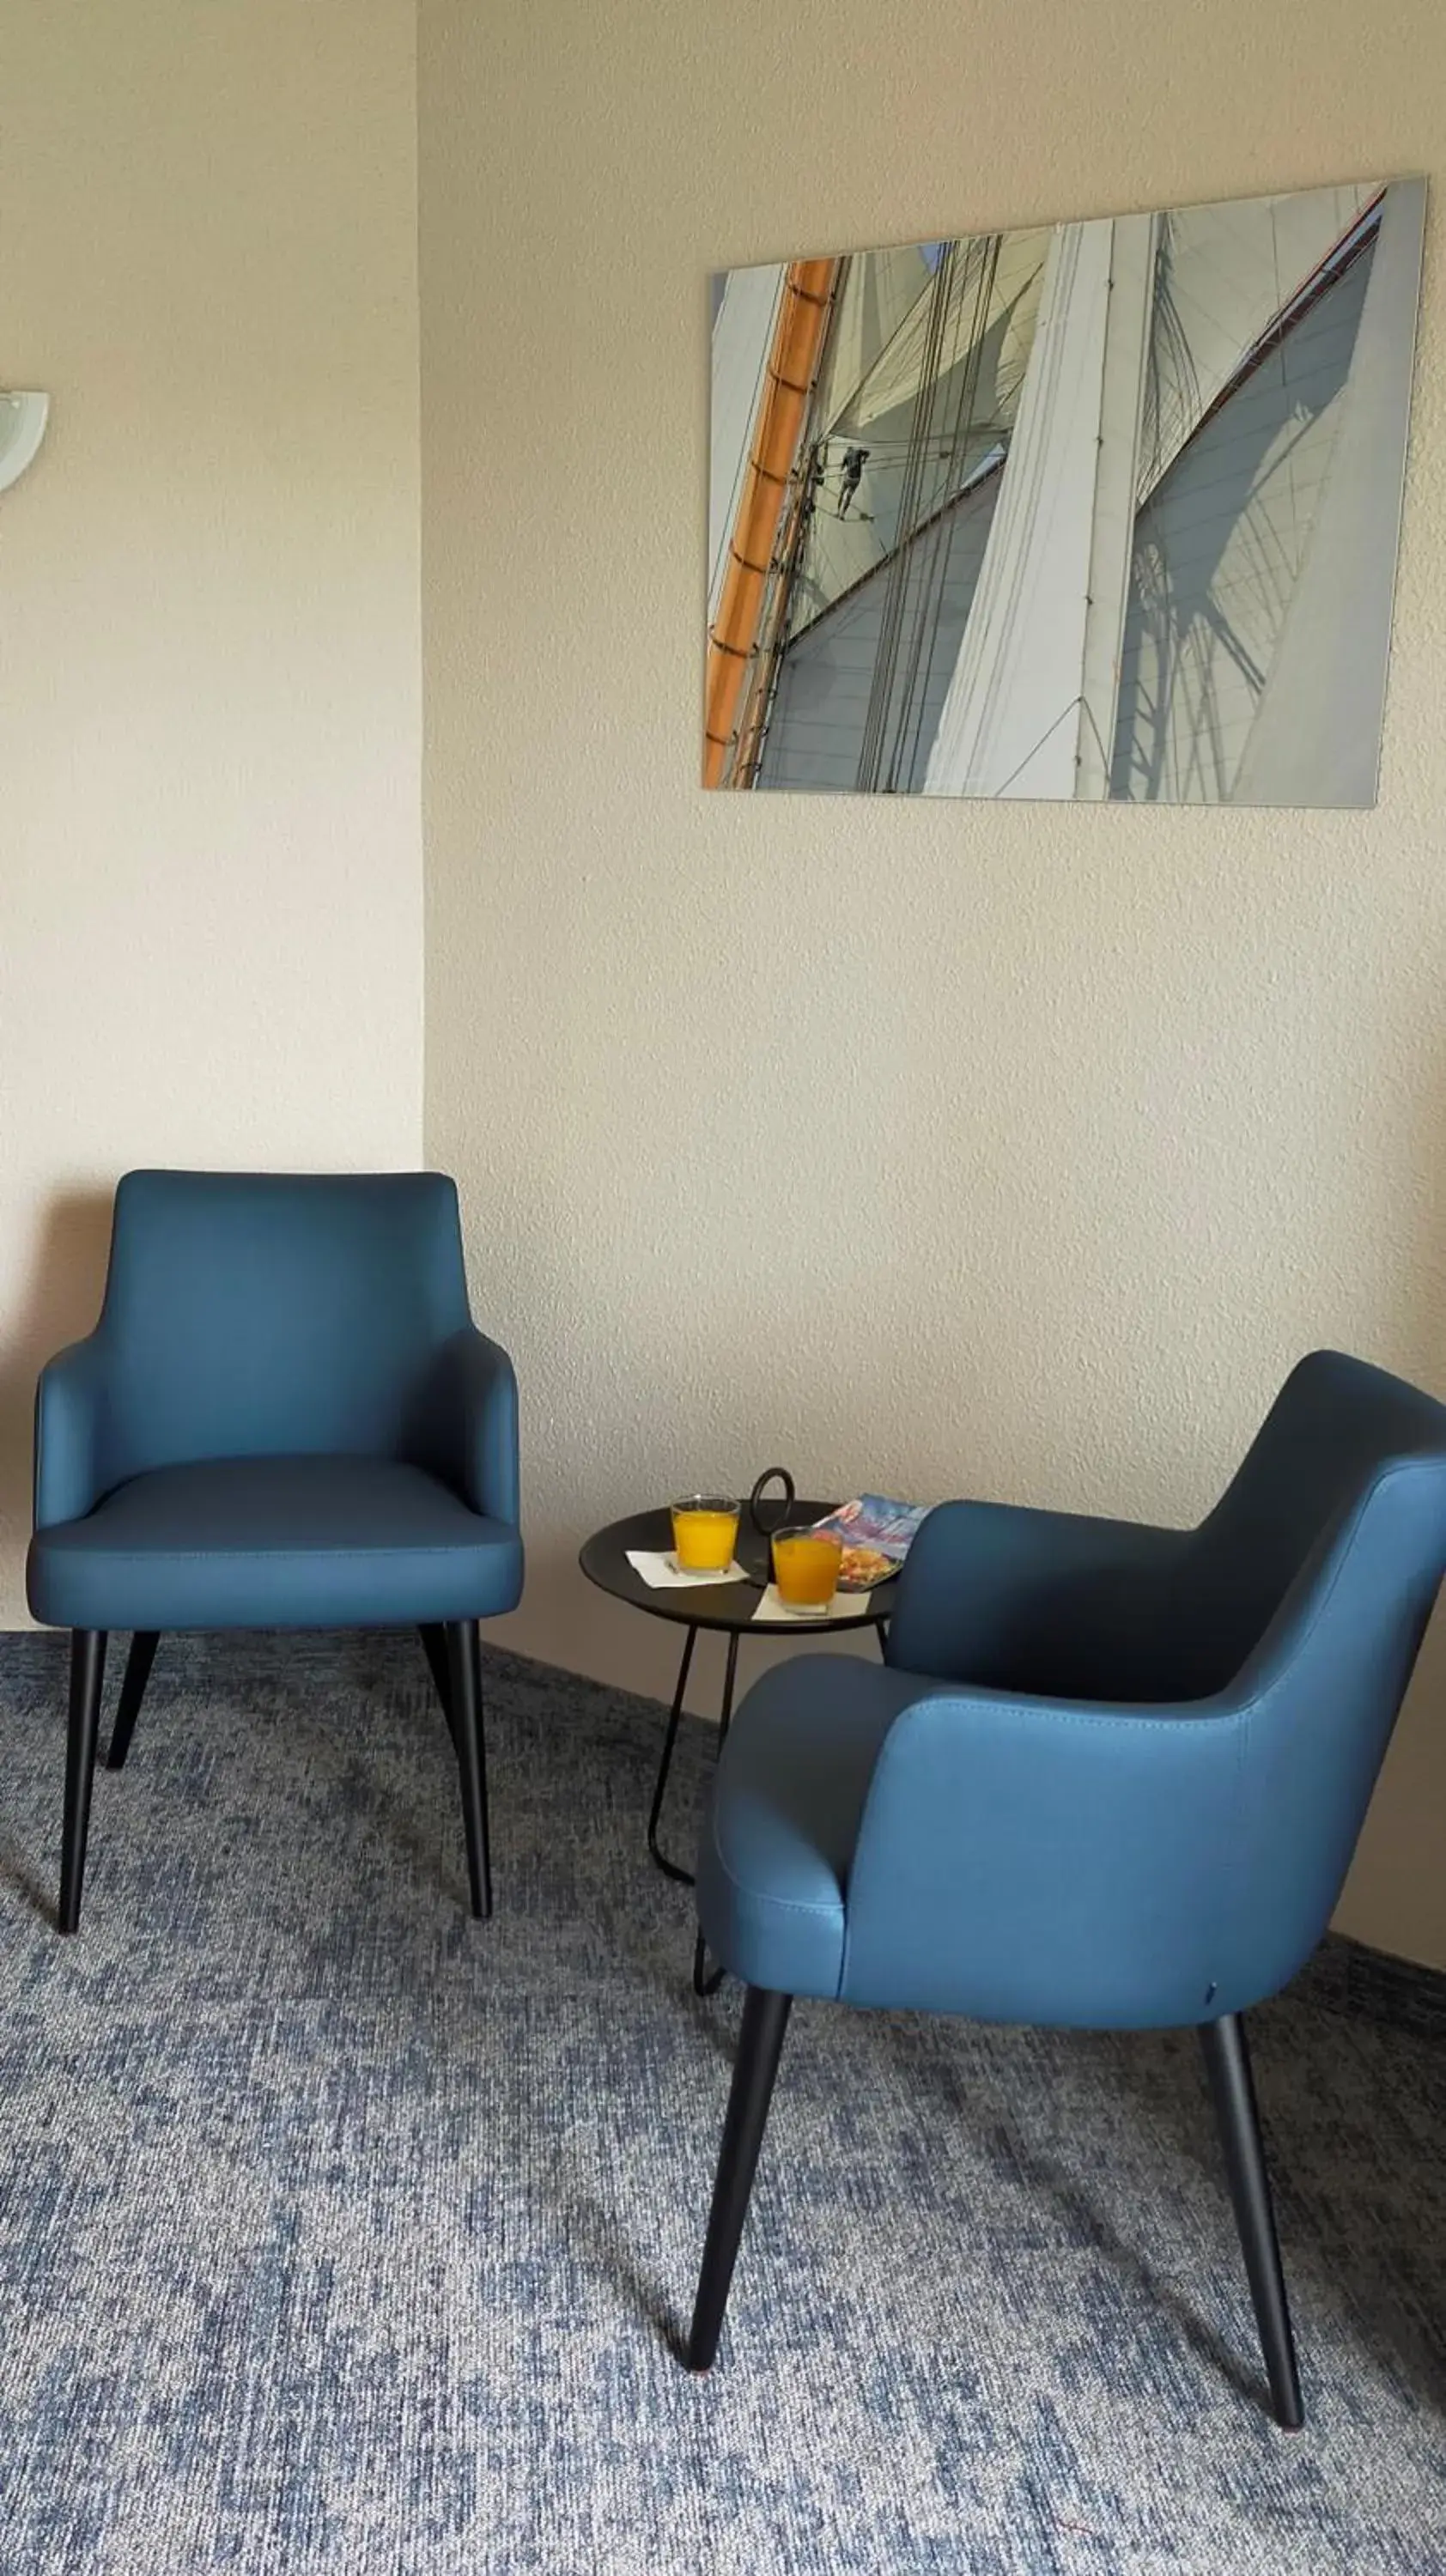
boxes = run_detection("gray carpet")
[1,1629,1444,2575]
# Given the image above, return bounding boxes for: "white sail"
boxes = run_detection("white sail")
[924,219,1147,799]
[708,264,784,628]
[1077,216,1158,799]
[791,230,1048,639]
[1109,199,1404,805]
[1230,178,1426,808]
[1140,184,1380,494]
[756,477,1000,792]
[811,244,933,440]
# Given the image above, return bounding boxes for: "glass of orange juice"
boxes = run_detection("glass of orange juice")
[671,1496,740,1575]
[772,1524,843,1613]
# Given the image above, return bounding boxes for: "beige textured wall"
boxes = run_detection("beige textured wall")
[0,0,425,1606]
[420,0,1446,1964]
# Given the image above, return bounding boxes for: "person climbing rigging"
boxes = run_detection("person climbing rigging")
[838,446,870,515]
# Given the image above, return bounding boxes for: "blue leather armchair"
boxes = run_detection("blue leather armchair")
[27,1170,521,1934]
[686,1352,1446,2427]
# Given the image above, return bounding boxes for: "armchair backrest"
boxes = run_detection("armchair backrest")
[1174,1348,1446,1698]
[92,1171,471,1481]
[1218,1433,1446,2008]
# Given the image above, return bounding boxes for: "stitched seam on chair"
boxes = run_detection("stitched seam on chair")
[40,1542,508,1562]
[1221,1693,1252,2002]
[871,1463,1445,1759]
[704,1816,845,1918]
[1225,1456,1443,1708]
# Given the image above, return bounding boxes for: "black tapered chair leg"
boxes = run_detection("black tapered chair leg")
[686,1984,793,2371]
[1200,2012,1304,2429]
[106,1631,160,1771]
[445,1619,492,1920]
[59,1630,108,1935]
[417,1624,455,1741]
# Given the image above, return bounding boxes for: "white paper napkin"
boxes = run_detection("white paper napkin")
[625,1549,747,1589]
[751,1583,874,1625]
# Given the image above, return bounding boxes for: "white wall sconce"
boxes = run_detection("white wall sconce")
[0,392,49,493]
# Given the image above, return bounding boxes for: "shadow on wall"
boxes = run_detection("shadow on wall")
[0,1190,114,1564]
[1324,1048,1446,1968]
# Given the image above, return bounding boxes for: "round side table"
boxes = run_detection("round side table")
[580,1503,896,1992]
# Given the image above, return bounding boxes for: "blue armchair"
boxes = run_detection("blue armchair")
[687,1352,1446,2427]
[27,1170,521,1935]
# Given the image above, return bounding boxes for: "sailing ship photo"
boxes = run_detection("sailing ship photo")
[706,179,1425,805]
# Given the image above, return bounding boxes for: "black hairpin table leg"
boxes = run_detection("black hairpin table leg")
[647,1624,700,1886]
[694,1632,740,1999]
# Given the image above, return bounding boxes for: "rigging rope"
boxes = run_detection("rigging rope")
[888,235,999,791]
[854,246,957,791]
[853,235,1005,792]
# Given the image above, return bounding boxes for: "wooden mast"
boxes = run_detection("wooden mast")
[704,258,837,787]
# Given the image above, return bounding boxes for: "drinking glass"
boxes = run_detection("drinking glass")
[771,1524,842,1612]
[671,1497,740,1575]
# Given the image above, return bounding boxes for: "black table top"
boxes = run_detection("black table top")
[579,1502,898,1636]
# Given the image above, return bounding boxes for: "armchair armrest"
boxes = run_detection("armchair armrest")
[410,1326,519,1527]
[886,1498,1192,1695]
[33,1335,114,1530]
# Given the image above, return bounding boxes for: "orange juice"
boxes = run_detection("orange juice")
[671,1498,740,1574]
[772,1527,843,1610]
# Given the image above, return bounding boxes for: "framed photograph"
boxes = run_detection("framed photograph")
[707,179,1426,805]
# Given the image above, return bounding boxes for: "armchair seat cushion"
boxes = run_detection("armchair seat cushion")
[27,1455,523,1632]
[696,1656,932,2000]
